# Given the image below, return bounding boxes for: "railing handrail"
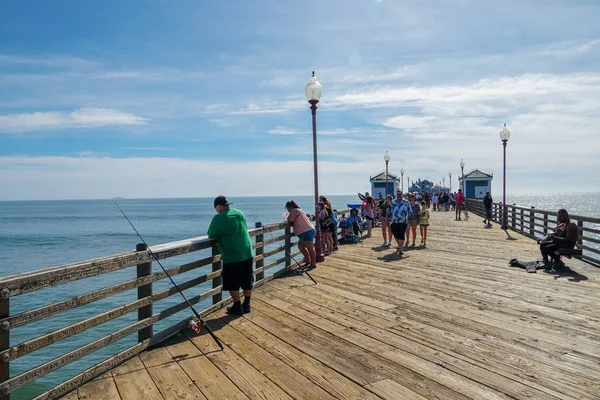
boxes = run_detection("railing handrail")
[465,199,599,267]
[486,201,600,224]
[0,209,348,399]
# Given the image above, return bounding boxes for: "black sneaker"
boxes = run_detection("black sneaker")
[242,302,251,314]
[226,302,244,316]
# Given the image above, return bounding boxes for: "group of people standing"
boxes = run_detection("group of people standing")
[376,191,430,254]
[204,189,463,316]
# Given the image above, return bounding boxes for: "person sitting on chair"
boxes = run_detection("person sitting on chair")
[347,208,363,236]
[538,209,578,269]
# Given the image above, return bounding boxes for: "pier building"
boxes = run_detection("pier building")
[459,169,493,198]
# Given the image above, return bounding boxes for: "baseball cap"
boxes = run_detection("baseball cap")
[213,195,231,207]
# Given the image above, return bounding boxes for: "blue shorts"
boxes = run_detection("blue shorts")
[298,229,316,243]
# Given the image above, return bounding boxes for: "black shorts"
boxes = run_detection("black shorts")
[390,222,408,240]
[364,215,373,221]
[222,258,254,291]
[485,206,492,218]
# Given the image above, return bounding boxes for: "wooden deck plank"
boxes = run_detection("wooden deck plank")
[61,390,79,400]
[111,355,146,377]
[312,259,600,358]
[244,307,385,386]
[222,313,383,400]
[289,281,599,395]
[139,344,176,368]
[250,299,469,400]
[323,255,600,328]
[207,315,338,400]
[178,354,250,400]
[74,210,600,400]
[365,379,428,400]
[162,330,251,399]
[256,291,541,400]
[147,362,207,399]
[112,369,164,400]
[313,266,600,382]
[266,287,568,399]
[77,377,121,400]
[202,338,294,400]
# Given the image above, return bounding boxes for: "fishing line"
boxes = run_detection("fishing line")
[241,203,317,285]
[115,203,224,351]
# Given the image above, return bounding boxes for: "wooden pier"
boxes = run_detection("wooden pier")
[65,210,600,400]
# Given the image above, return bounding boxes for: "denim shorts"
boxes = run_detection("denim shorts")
[298,229,316,243]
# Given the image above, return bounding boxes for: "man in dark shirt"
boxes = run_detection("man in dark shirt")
[483,192,493,227]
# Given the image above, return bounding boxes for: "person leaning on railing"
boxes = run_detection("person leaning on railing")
[285,200,317,270]
[208,195,255,315]
[538,208,578,270]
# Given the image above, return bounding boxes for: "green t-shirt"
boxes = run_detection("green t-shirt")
[207,208,254,264]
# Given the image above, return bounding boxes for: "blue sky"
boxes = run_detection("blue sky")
[1,0,599,200]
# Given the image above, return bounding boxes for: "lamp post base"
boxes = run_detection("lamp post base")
[315,232,325,262]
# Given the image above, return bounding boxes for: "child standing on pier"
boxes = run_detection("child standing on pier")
[419,201,430,246]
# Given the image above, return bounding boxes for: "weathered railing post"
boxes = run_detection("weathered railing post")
[543,213,549,235]
[511,204,516,230]
[577,220,584,249]
[136,243,153,342]
[212,241,222,305]
[529,207,535,236]
[285,225,292,270]
[0,291,9,400]
[255,222,264,281]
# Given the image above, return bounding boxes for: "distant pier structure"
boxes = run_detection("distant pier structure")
[409,179,434,193]
[459,169,493,198]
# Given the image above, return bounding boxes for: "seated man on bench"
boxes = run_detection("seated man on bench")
[538,209,578,269]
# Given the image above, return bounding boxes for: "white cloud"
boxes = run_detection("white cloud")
[537,38,600,58]
[0,108,148,133]
[0,54,98,69]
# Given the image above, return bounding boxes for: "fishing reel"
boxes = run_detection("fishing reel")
[189,319,202,334]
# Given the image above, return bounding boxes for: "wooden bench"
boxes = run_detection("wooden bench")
[557,248,583,259]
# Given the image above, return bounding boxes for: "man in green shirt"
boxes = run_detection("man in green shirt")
[208,196,255,315]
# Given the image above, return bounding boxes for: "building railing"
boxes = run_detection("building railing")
[465,199,600,267]
[0,209,347,400]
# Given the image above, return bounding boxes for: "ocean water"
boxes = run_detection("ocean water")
[0,193,598,399]
[0,195,359,399]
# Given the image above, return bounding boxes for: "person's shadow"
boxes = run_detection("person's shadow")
[371,244,391,252]
[378,253,408,262]
[543,267,588,282]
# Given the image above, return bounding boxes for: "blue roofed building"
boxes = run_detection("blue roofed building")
[459,169,493,199]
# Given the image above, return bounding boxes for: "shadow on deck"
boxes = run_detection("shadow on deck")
[67,211,600,399]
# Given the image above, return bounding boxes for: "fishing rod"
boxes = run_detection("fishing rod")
[242,204,317,285]
[115,203,224,351]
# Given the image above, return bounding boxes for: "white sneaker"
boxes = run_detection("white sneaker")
[382,241,388,246]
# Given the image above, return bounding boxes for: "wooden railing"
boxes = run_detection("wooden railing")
[465,199,600,267]
[0,211,346,400]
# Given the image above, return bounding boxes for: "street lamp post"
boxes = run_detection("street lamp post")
[407,175,410,193]
[460,159,465,193]
[305,71,325,262]
[449,170,452,192]
[384,151,390,196]
[400,167,404,192]
[500,123,511,230]
[442,177,445,192]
